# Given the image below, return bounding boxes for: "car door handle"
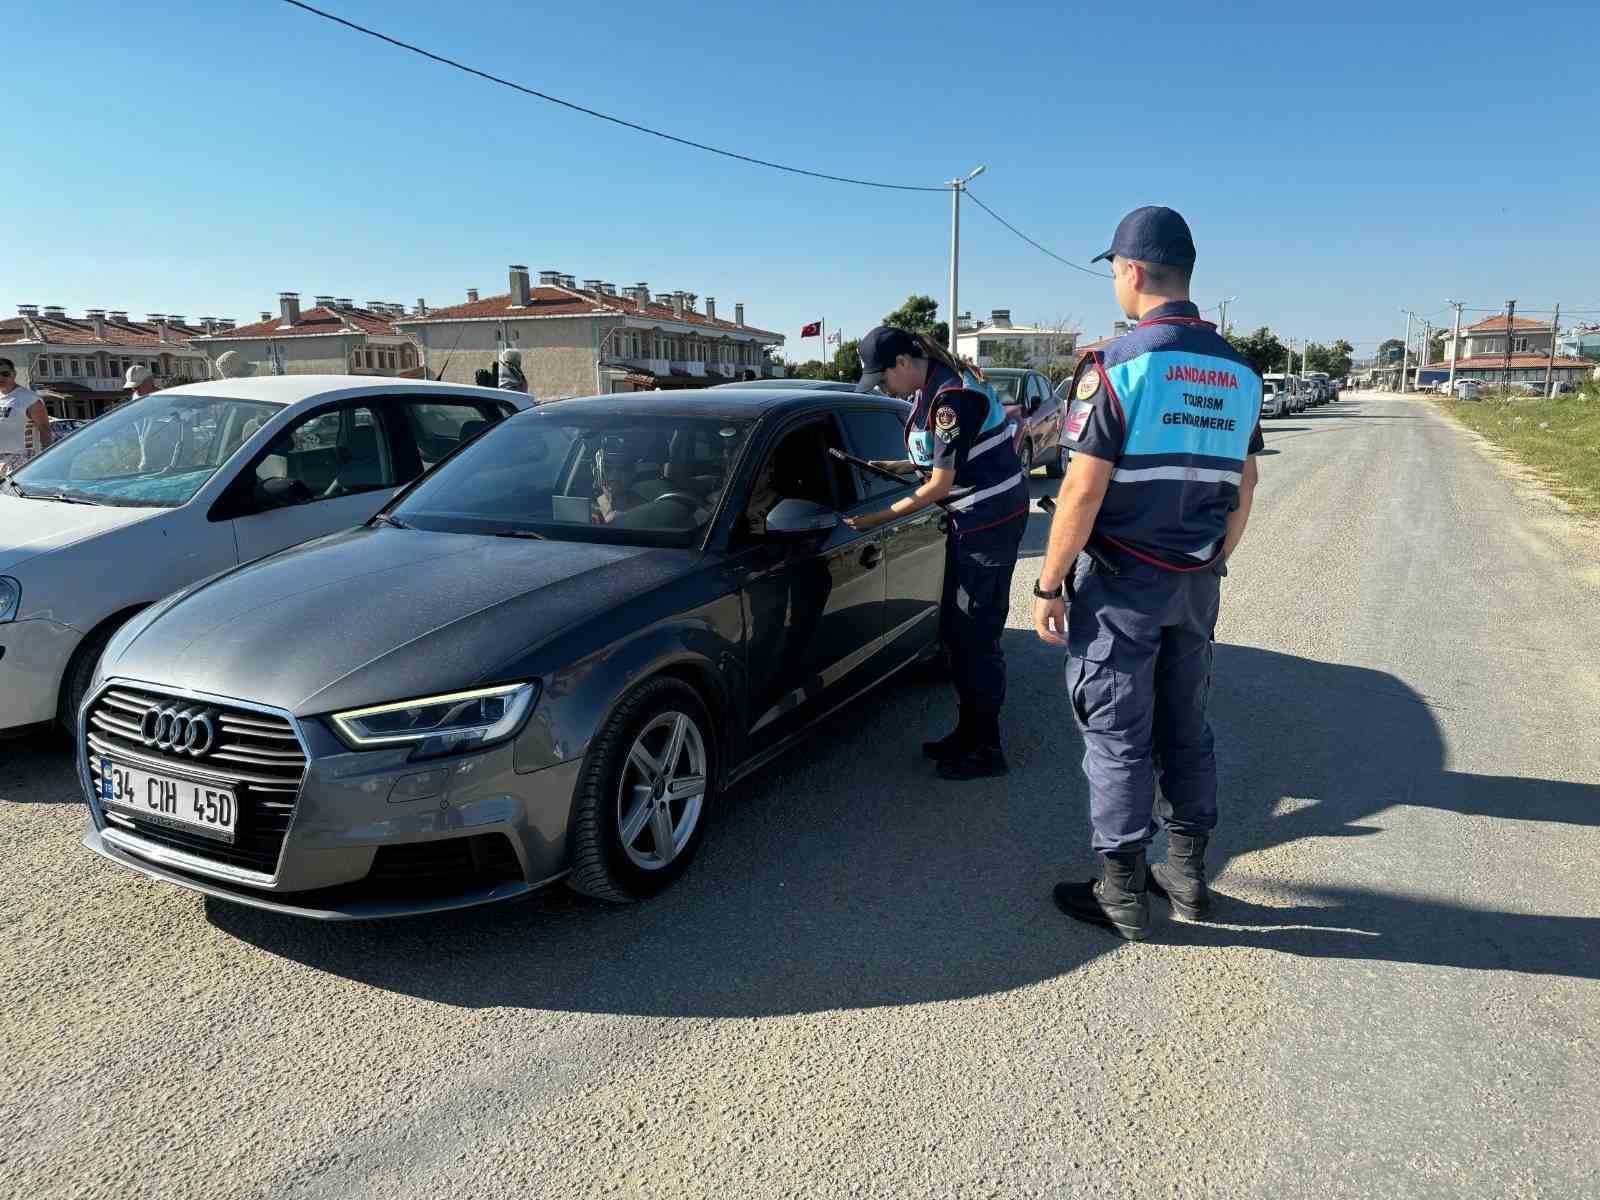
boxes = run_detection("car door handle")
[860,544,883,569]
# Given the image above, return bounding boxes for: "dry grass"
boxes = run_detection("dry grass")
[1439,383,1600,518]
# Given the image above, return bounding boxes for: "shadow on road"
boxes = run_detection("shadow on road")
[0,734,78,803]
[213,640,1600,1012]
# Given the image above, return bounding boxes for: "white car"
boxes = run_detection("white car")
[1450,380,1482,399]
[1260,380,1290,418]
[0,376,528,736]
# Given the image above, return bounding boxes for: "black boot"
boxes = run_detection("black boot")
[1149,833,1211,921]
[936,713,1008,780]
[1053,851,1151,941]
[922,707,972,761]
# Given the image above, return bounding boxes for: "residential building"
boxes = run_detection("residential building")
[395,267,785,397]
[1435,314,1594,387]
[1557,323,1600,363]
[0,306,220,420]
[956,309,1077,368]
[190,294,422,378]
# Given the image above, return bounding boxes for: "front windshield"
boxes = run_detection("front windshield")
[12,393,281,507]
[986,374,1023,404]
[392,409,757,548]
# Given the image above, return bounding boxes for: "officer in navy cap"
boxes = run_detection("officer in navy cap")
[1031,206,1264,939]
[847,325,1029,779]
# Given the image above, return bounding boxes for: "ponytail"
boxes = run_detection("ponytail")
[908,331,964,377]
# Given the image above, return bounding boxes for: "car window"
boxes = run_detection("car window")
[987,374,1023,405]
[254,404,394,503]
[12,394,279,507]
[738,418,855,540]
[401,401,508,469]
[841,409,914,500]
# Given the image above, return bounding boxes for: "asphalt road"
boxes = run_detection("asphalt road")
[3,393,1596,1199]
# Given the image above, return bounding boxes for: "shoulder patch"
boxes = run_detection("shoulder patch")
[933,404,960,442]
[1075,369,1102,401]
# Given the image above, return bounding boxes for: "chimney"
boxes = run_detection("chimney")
[599,282,617,296]
[86,309,107,339]
[17,304,39,317]
[634,283,650,307]
[201,317,218,334]
[167,314,186,328]
[735,303,745,328]
[367,300,386,311]
[260,312,273,323]
[558,274,576,289]
[279,292,302,327]
[144,312,164,325]
[673,293,686,320]
[509,265,531,307]
[582,279,603,293]
[990,308,1011,327]
[539,269,561,286]
[706,297,717,322]
[109,309,128,323]
[416,298,428,316]
[337,298,353,309]
[466,288,480,303]
[314,295,335,308]
[217,319,235,331]
[684,292,698,313]
[42,305,67,320]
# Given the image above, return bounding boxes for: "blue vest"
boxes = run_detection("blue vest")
[905,365,1027,534]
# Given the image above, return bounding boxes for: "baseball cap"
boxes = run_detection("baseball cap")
[1090,206,1196,268]
[855,325,921,393]
[125,364,152,387]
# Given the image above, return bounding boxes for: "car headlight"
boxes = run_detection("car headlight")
[0,577,19,624]
[330,682,539,756]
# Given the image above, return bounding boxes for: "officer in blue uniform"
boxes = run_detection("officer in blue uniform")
[1030,207,1263,940]
[847,326,1029,780]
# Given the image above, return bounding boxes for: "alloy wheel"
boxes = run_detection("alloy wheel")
[616,711,707,871]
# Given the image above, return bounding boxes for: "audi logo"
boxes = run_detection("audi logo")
[139,705,217,757]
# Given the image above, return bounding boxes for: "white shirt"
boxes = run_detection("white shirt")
[0,384,44,457]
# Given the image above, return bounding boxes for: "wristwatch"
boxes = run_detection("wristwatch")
[1033,578,1064,600]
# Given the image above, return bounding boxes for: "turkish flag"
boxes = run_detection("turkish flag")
[801,320,822,338]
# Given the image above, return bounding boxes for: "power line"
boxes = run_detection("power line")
[278,0,946,194]
[963,189,1113,279]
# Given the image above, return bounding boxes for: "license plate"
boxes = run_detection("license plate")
[98,758,237,843]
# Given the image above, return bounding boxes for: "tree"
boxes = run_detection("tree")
[987,341,1029,368]
[1225,326,1288,376]
[883,294,948,348]
[1304,339,1355,377]
[830,338,861,382]
[1377,338,1405,364]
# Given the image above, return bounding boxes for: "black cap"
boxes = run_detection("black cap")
[1090,205,1196,268]
[855,325,921,393]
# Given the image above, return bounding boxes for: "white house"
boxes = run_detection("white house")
[955,309,1077,369]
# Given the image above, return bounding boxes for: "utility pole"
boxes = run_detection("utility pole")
[947,165,986,355]
[1420,320,1432,371]
[1502,299,1516,393]
[1445,300,1464,395]
[1399,309,1413,392]
[1544,304,1560,398]
[1300,337,1308,375]
[1218,296,1236,337]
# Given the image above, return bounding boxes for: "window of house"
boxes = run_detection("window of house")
[36,358,50,378]
[69,357,81,376]
[1514,337,1529,353]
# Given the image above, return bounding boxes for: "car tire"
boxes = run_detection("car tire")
[56,622,119,740]
[567,676,716,903]
[1045,441,1066,478]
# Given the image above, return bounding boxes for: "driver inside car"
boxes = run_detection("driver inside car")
[590,440,639,525]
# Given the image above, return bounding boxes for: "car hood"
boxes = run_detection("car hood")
[107,526,700,716]
[0,493,163,573]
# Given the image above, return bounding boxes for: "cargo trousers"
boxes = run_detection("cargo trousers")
[1064,550,1224,853]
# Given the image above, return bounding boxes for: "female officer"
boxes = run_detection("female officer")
[844,326,1029,780]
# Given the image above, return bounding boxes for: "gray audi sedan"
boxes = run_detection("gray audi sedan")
[79,388,946,918]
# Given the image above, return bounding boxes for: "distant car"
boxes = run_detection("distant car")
[0,376,529,737]
[1450,380,1482,399]
[1260,380,1289,418]
[711,378,857,391]
[76,387,948,917]
[1263,373,1306,414]
[985,368,1064,477]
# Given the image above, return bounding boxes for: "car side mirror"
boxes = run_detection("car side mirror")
[763,498,838,538]
[258,476,314,509]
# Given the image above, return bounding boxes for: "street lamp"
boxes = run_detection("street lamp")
[949,165,987,355]
[1218,296,1237,337]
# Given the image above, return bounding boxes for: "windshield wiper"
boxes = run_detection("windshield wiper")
[35,492,101,506]
[371,513,410,529]
[0,477,24,497]
[492,529,547,541]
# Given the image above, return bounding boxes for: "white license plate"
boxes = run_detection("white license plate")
[99,758,237,843]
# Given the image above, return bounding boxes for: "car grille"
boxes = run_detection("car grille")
[86,686,307,876]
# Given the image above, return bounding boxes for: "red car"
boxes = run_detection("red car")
[983,368,1064,478]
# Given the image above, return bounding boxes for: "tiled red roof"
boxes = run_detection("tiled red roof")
[402,285,783,341]
[1464,314,1547,333]
[0,313,208,348]
[198,305,400,341]
[1447,354,1593,369]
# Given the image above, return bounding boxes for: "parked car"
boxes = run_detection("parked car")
[1450,380,1482,399]
[1260,380,1290,418]
[0,377,528,738]
[983,368,1064,477]
[78,387,951,918]
[1263,373,1306,414]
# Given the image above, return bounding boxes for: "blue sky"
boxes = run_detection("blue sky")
[5,0,1596,362]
